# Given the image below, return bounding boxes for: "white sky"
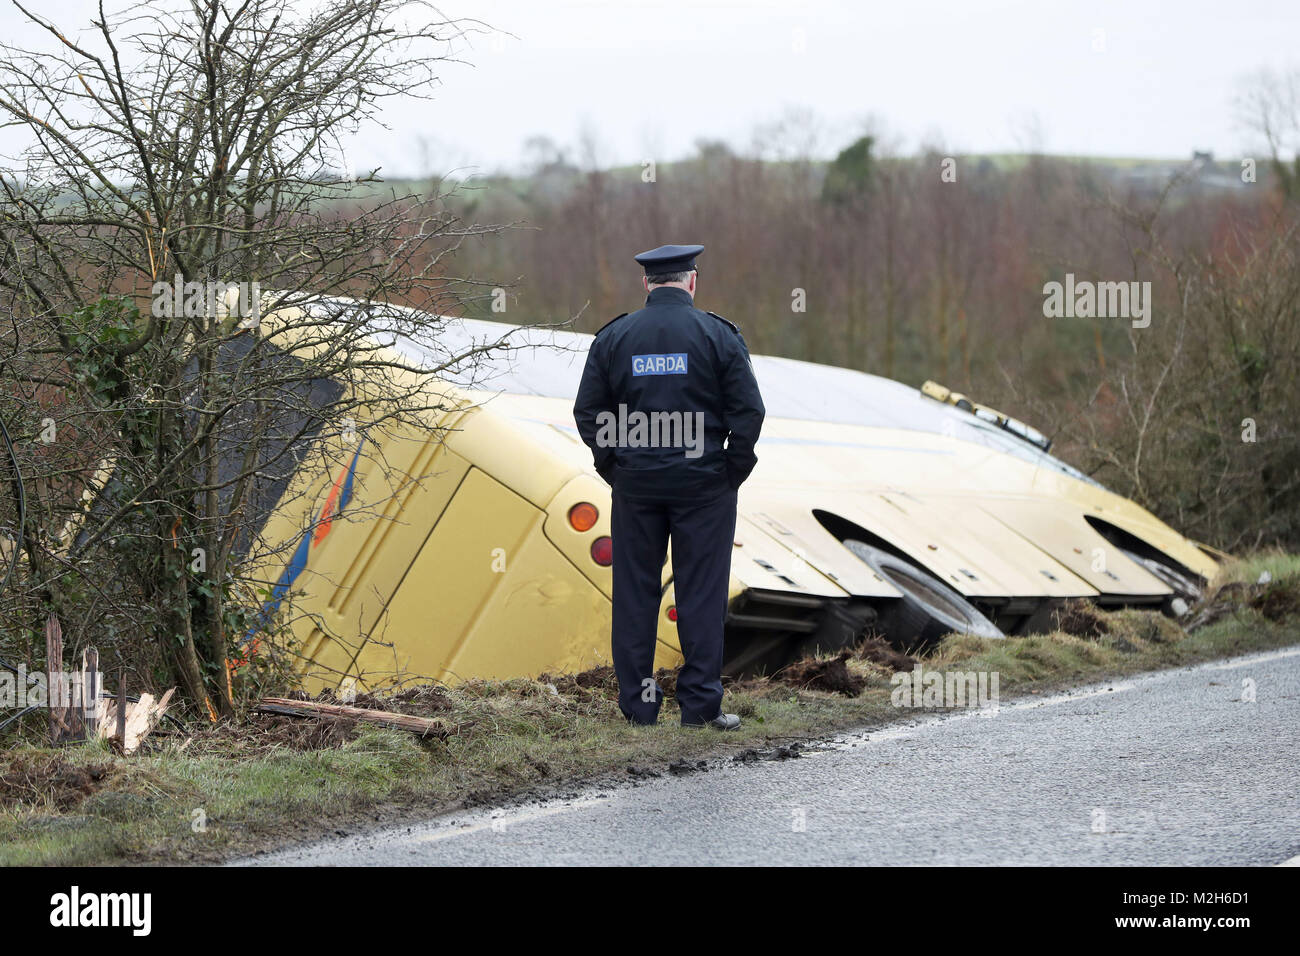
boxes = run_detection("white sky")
[2,0,1297,177]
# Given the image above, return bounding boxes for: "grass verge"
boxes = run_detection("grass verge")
[2,552,1298,865]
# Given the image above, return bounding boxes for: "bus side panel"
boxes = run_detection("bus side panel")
[286,430,472,690]
[442,526,614,681]
[353,467,611,685]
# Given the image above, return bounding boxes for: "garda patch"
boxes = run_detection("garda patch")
[631,353,688,376]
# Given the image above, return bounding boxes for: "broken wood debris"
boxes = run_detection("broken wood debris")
[41,613,175,753]
[98,689,176,755]
[256,697,453,739]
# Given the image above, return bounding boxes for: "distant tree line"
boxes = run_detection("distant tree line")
[441,128,1298,553]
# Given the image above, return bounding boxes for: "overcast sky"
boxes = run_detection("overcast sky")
[4,0,1297,177]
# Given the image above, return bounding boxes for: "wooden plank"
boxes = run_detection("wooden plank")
[43,613,82,744]
[83,647,99,739]
[116,669,126,749]
[256,697,453,739]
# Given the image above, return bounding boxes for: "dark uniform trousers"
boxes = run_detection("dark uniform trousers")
[611,484,738,725]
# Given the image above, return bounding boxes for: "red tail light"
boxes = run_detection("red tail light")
[590,536,612,566]
[568,502,599,532]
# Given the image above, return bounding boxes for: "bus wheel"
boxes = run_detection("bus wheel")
[843,540,1004,650]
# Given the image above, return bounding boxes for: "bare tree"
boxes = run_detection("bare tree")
[0,0,507,716]
[1236,67,1300,201]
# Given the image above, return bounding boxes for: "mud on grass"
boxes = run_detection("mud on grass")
[1,553,1298,865]
[0,751,114,811]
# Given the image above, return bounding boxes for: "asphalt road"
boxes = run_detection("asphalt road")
[239,647,1300,866]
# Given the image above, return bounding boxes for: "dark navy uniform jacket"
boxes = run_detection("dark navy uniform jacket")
[574,286,766,499]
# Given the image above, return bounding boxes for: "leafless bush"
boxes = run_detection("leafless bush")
[0,0,505,715]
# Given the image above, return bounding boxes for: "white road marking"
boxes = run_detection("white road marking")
[826,679,1139,748]
[1205,646,1300,670]
[813,646,1297,751]
[412,796,610,844]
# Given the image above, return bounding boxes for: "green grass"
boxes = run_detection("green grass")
[2,552,1297,865]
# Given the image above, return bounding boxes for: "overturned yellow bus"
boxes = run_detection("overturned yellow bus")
[245,302,1219,693]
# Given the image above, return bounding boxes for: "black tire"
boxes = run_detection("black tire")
[843,540,1004,650]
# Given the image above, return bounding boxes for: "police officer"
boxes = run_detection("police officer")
[574,244,765,729]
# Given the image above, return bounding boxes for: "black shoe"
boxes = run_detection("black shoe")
[682,712,741,731]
